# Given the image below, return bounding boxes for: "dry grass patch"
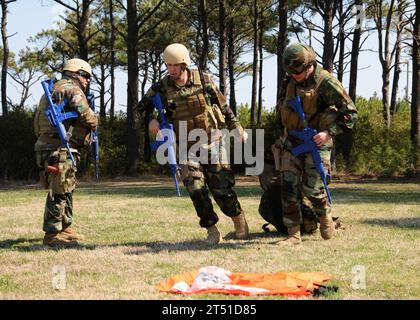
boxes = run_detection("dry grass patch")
[0,178,419,299]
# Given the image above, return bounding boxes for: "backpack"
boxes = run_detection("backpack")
[258,160,288,234]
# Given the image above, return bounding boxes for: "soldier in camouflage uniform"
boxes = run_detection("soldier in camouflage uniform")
[277,43,358,244]
[34,58,97,247]
[139,43,249,244]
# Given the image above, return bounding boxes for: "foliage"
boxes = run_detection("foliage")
[0,110,38,181]
[339,97,414,176]
[0,96,415,181]
[237,98,415,178]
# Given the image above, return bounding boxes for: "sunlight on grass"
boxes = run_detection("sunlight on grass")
[0,179,419,299]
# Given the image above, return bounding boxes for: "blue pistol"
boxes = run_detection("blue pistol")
[287,96,332,204]
[150,92,181,196]
[41,79,78,167]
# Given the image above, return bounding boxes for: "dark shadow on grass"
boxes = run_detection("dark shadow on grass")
[0,237,97,252]
[15,243,98,252]
[224,231,283,241]
[332,187,420,204]
[120,239,245,255]
[78,185,263,198]
[0,238,43,249]
[113,230,288,255]
[363,217,420,229]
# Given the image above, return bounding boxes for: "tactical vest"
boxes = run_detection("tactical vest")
[160,70,225,142]
[280,69,338,132]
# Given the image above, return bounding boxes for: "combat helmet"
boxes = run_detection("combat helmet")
[282,43,316,75]
[62,58,92,77]
[162,43,191,66]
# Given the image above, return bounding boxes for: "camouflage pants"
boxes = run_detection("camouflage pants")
[36,148,79,233]
[180,157,242,229]
[280,144,332,228]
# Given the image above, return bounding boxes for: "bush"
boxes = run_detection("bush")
[0,110,38,181]
[237,98,415,177]
[0,96,415,181]
[349,97,413,176]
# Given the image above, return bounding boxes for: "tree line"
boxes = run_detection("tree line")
[0,0,419,179]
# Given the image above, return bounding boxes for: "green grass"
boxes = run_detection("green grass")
[0,177,419,299]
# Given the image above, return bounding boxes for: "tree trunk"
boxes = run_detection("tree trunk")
[346,0,363,168]
[218,0,227,95]
[337,0,345,82]
[78,0,90,60]
[52,0,92,60]
[322,0,334,72]
[276,0,287,105]
[375,0,395,129]
[411,2,420,153]
[140,51,149,98]
[250,0,259,128]
[1,0,12,116]
[109,0,115,119]
[381,69,391,128]
[99,60,106,119]
[390,41,401,116]
[348,0,362,102]
[227,12,237,115]
[257,9,263,127]
[390,0,406,115]
[198,0,209,71]
[126,0,139,176]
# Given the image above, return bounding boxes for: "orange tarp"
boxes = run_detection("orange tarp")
[158,268,332,296]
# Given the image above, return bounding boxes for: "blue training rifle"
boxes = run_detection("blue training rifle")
[87,92,99,179]
[287,96,332,204]
[41,79,78,167]
[149,92,181,197]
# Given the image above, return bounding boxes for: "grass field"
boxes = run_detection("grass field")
[0,176,419,300]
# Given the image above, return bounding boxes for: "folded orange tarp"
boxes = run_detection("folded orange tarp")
[158,266,332,296]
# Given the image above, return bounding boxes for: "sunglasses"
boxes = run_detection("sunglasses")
[78,71,91,80]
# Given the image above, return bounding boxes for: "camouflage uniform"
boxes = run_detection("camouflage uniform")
[278,54,358,230]
[34,76,97,234]
[141,68,244,229]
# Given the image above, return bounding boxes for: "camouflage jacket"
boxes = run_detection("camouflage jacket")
[34,76,97,151]
[279,64,358,137]
[138,68,243,135]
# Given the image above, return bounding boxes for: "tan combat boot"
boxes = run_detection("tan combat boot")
[231,212,249,240]
[61,223,84,241]
[43,232,79,248]
[281,225,301,245]
[206,225,221,244]
[319,214,335,240]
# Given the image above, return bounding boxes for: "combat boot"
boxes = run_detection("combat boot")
[61,223,84,241]
[231,212,249,240]
[319,214,335,240]
[302,217,318,234]
[43,232,79,248]
[206,225,221,244]
[281,225,301,245]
